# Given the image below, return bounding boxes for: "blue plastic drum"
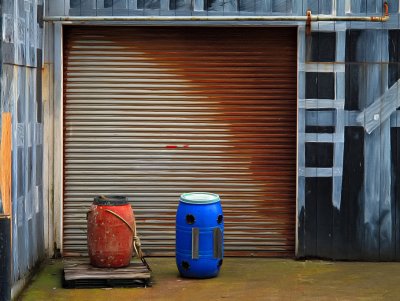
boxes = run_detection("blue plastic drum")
[176,192,224,278]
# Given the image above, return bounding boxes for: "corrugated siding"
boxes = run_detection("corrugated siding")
[63,27,297,257]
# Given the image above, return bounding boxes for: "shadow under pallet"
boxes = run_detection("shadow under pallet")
[63,258,152,288]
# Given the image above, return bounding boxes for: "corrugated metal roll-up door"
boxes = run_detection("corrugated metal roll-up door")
[63,26,297,257]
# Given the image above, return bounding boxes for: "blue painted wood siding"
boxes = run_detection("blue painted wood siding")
[1,0,45,285]
[61,0,303,15]
[298,19,400,260]
[49,0,400,16]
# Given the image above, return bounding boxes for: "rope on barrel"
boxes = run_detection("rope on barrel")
[104,209,152,271]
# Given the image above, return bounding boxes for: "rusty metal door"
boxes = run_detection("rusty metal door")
[63,26,297,257]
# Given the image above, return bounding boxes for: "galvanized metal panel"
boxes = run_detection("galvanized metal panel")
[63,27,297,257]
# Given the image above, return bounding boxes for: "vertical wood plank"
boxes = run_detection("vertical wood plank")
[0,216,11,301]
[363,92,380,259]
[391,128,400,258]
[332,60,345,258]
[49,0,67,15]
[393,5,400,262]
[338,127,364,259]
[64,0,71,15]
[305,177,318,256]
[337,0,346,15]
[360,30,381,259]
[347,28,382,260]
[30,68,38,263]
[316,177,333,258]
[160,0,169,12]
[263,0,272,13]
[53,24,64,253]
[42,22,55,257]
[6,64,19,283]
[271,0,290,13]
[297,175,306,257]
[20,66,29,280]
[315,20,333,258]
[379,30,394,260]
[297,27,307,257]
[292,0,307,16]
[366,0,376,13]
[1,113,12,216]
[379,120,394,259]
[193,0,204,11]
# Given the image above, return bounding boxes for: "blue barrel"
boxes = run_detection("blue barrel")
[176,192,224,278]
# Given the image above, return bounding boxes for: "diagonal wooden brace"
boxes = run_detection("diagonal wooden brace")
[357,80,400,134]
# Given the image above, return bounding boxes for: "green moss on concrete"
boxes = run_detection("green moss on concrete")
[18,258,400,301]
[18,260,64,301]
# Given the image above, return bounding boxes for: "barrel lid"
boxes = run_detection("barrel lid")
[93,195,128,206]
[180,192,220,204]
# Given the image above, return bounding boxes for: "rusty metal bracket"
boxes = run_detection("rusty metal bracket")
[305,2,388,35]
[306,10,312,36]
[371,2,389,22]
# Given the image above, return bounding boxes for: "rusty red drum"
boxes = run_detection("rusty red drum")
[87,195,135,268]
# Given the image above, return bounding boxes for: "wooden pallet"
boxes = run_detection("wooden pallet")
[63,258,151,288]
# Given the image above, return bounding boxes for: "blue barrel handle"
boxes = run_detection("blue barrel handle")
[192,228,199,259]
[213,227,223,259]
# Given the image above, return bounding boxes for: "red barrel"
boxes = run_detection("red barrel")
[87,195,135,268]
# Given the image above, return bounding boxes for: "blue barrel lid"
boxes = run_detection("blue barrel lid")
[180,192,220,204]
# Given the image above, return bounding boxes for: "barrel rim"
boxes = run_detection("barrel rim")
[180,192,220,204]
[93,195,128,206]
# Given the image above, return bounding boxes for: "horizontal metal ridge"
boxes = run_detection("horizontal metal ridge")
[63,26,297,257]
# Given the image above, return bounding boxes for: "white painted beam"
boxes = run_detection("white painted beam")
[357,79,400,134]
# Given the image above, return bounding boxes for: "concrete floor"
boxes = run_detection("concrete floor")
[18,257,400,301]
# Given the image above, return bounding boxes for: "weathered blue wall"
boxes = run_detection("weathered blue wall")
[1,0,45,286]
[48,0,400,260]
[298,3,400,260]
[50,0,399,16]
[67,0,302,15]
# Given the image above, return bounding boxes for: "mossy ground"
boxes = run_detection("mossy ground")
[19,258,400,301]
